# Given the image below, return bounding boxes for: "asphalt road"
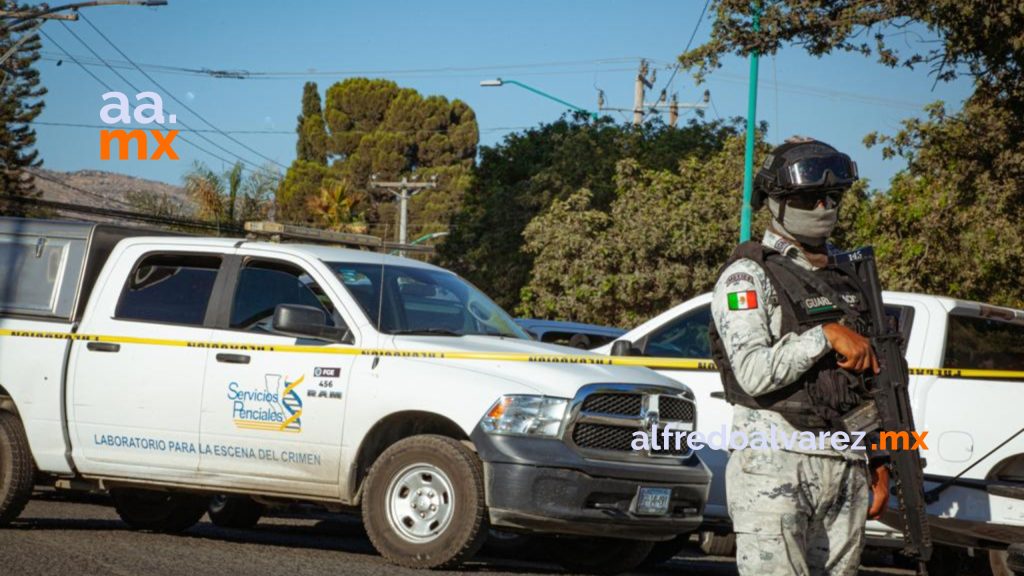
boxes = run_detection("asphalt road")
[0,491,913,576]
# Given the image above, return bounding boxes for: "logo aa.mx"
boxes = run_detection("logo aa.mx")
[99,91,178,160]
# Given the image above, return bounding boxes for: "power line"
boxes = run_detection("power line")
[41,29,267,174]
[84,12,286,170]
[30,119,532,134]
[59,19,272,174]
[38,51,652,80]
[1,194,243,234]
[27,167,133,209]
[659,0,711,95]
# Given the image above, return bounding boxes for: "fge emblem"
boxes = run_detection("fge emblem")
[99,91,179,160]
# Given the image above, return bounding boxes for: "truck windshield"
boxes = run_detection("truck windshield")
[326,262,530,339]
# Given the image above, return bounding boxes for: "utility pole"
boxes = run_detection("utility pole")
[370,175,437,255]
[602,87,708,125]
[740,5,762,243]
[633,59,656,126]
[0,0,166,67]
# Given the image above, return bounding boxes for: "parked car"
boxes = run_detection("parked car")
[0,217,710,574]
[515,318,625,349]
[595,291,1024,573]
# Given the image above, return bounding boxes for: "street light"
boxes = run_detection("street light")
[480,78,598,121]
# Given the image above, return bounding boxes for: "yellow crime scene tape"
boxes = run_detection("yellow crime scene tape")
[1,327,1023,380]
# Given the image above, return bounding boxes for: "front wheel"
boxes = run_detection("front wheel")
[111,488,207,533]
[544,537,655,575]
[361,435,487,569]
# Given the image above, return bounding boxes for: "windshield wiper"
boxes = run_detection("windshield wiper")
[390,329,463,337]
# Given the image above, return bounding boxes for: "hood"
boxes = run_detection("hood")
[385,334,688,399]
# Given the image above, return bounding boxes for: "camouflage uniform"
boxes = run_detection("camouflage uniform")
[712,229,869,576]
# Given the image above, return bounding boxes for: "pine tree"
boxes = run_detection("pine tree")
[295,81,327,164]
[0,10,46,217]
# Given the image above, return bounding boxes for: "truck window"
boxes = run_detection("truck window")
[944,313,1024,371]
[115,253,221,326]
[229,260,339,332]
[645,304,713,359]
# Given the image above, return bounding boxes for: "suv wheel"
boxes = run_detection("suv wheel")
[362,435,487,569]
[208,495,264,529]
[111,488,207,533]
[0,411,34,526]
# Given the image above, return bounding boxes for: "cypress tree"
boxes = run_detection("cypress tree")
[0,11,46,216]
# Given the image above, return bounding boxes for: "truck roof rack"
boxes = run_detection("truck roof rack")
[243,221,435,254]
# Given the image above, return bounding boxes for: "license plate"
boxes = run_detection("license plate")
[633,486,672,516]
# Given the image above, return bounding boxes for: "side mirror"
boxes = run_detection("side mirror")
[610,340,637,357]
[273,304,353,344]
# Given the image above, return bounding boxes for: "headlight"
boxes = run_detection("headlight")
[480,395,569,437]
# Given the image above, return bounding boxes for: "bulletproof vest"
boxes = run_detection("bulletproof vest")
[708,241,872,432]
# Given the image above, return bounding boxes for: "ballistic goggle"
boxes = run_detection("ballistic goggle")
[777,153,859,189]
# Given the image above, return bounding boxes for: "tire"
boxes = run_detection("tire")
[640,534,690,567]
[699,530,737,556]
[0,411,35,526]
[207,495,264,529]
[110,488,208,533]
[544,537,655,575]
[361,435,487,569]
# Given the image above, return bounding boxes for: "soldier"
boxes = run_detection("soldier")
[710,138,891,576]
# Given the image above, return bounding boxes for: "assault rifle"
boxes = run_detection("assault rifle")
[831,247,933,574]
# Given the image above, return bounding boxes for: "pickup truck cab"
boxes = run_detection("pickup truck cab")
[596,291,1024,570]
[0,218,710,573]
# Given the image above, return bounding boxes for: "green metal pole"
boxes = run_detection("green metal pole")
[740,7,761,242]
[503,80,599,121]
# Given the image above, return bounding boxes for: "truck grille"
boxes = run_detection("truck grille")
[580,392,642,416]
[566,385,696,462]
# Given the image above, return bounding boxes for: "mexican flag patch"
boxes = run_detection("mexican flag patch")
[727,290,758,311]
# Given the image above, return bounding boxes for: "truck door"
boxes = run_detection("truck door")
[69,249,225,478]
[199,255,356,498]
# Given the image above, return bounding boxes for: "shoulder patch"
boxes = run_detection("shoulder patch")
[725,272,755,285]
[727,290,758,311]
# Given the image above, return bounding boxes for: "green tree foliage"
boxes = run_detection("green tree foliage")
[279,78,477,237]
[520,135,771,326]
[681,1,1024,308]
[439,116,740,310]
[296,81,327,164]
[184,161,276,226]
[0,10,46,216]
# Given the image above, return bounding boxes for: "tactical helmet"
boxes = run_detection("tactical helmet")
[752,138,858,210]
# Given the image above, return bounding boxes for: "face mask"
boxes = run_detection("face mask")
[768,198,837,247]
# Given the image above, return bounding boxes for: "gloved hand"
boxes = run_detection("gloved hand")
[867,462,891,520]
[823,322,880,374]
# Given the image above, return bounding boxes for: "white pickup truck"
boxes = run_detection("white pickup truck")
[0,217,710,573]
[596,291,1024,573]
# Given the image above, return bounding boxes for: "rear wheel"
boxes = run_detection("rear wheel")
[207,495,264,529]
[110,488,207,533]
[0,411,35,526]
[544,537,654,575]
[362,435,487,569]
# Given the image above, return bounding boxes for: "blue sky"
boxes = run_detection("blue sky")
[34,0,972,189]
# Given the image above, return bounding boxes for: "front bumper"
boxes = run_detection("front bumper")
[472,429,711,541]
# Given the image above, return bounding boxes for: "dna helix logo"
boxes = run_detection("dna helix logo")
[279,375,304,432]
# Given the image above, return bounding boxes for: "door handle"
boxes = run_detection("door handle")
[86,342,120,353]
[216,353,250,364]
[710,391,726,400]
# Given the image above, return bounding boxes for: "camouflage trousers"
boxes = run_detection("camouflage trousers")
[727,448,869,576]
